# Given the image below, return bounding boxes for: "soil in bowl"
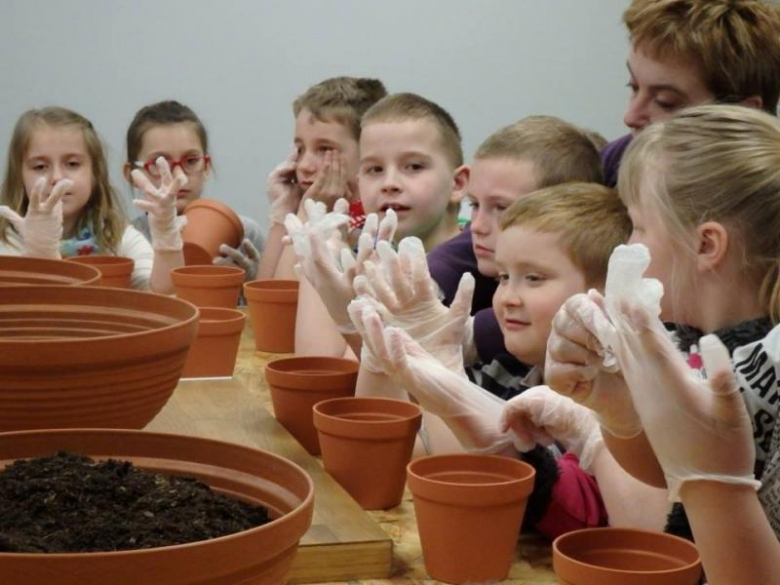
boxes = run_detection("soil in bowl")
[0,451,270,553]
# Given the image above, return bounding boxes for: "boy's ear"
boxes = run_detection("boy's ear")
[450,164,470,205]
[695,221,729,272]
[739,95,763,111]
[122,162,133,184]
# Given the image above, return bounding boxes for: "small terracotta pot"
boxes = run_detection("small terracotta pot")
[0,428,314,585]
[407,453,536,584]
[265,357,358,455]
[171,265,245,308]
[0,255,100,286]
[313,397,422,509]
[182,199,244,266]
[553,527,702,585]
[66,255,135,288]
[244,279,298,353]
[181,307,246,378]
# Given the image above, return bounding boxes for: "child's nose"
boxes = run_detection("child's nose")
[50,164,65,184]
[623,95,651,132]
[470,207,489,235]
[380,168,401,194]
[297,151,317,175]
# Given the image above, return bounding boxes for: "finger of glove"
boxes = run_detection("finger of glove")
[132,199,157,214]
[27,177,48,211]
[544,350,600,402]
[44,179,73,211]
[333,197,349,216]
[130,169,159,197]
[377,209,398,242]
[217,243,249,268]
[449,273,476,323]
[401,237,437,300]
[340,246,357,276]
[0,206,23,230]
[169,167,188,196]
[155,157,175,192]
[362,213,378,240]
[377,241,414,305]
[308,230,341,281]
[361,305,396,369]
[355,233,377,272]
[362,258,400,310]
[240,238,261,261]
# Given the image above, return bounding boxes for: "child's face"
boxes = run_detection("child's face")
[492,226,588,367]
[22,124,93,225]
[624,44,713,135]
[135,123,210,214]
[358,119,463,240]
[294,109,360,192]
[467,158,538,277]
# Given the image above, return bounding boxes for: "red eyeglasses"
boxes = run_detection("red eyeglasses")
[135,155,211,178]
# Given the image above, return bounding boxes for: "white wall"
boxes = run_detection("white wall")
[0,0,630,225]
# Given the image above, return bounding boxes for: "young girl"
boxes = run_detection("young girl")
[543,104,780,540]
[0,106,183,294]
[125,100,265,280]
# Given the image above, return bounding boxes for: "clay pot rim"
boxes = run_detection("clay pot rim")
[0,428,314,559]
[65,255,134,267]
[184,199,244,235]
[0,285,198,346]
[552,527,702,577]
[408,453,536,488]
[197,307,247,324]
[313,397,422,427]
[0,255,102,286]
[244,279,299,291]
[171,265,245,279]
[265,356,359,377]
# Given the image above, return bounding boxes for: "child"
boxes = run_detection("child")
[352,182,632,538]
[428,116,604,368]
[258,76,387,281]
[125,100,265,280]
[544,104,780,540]
[0,106,183,293]
[601,0,780,186]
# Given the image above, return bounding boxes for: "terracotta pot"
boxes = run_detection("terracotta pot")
[171,265,245,308]
[0,285,198,431]
[553,527,702,585]
[313,397,422,509]
[181,199,244,266]
[244,279,298,353]
[181,307,246,378]
[407,453,536,584]
[0,254,100,286]
[66,255,134,288]
[265,357,358,455]
[0,428,314,585]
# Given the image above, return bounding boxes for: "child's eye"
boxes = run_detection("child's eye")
[525,274,544,284]
[363,165,382,175]
[66,161,81,169]
[317,146,334,154]
[626,81,639,95]
[495,272,509,285]
[407,163,425,172]
[467,199,478,210]
[32,163,47,172]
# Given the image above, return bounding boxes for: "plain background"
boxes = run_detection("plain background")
[0,0,630,226]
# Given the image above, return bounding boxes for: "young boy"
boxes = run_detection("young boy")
[601,0,780,186]
[258,76,387,279]
[353,182,632,537]
[428,116,603,368]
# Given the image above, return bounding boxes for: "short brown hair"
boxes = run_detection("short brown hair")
[475,116,604,187]
[499,183,631,287]
[361,92,463,168]
[624,0,780,113]
[293,77,387,140]
[126,100,208,166]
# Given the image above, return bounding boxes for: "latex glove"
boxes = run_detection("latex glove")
[131,157,188,251]
[268,148,303,226]
[0,177,71,259]
[283,198,349,259]
[213,238,260,281]
[500,385,604,471]
[351,299,517,454]
[606,293,761,501]
[353,236,475,373]
[302,151,356,211]
[545,291,642,439]
[294,207,397,333]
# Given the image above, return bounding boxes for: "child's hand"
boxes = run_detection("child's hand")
[131,157,188,251]
[268,148,303,225]
[302,151,354,211]
[0,177,71,259]
[213,238,261,281]
[500,385,604,471]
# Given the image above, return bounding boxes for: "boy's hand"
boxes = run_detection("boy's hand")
[302,151,353,211]
[132,157,188,251]
[268,148,303,225]
[213,238,261,281]
[0,176,70,259]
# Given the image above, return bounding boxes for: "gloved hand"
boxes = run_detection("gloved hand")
[302,151,356,211]
[283,198,349,257]
[500,385,604,471]
[213,238,261,281]
[268,148,303,226]
[0,177,71,259]
[353,236,475,373]
[131,157,188,251]
[606,290,761,501]
[350,300,517,454]
[545,291,642,439]
[292,206,397,333]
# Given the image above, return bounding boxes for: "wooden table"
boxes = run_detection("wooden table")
[147,321,558,584]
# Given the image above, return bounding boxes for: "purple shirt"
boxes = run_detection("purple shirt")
[600,134,632,188]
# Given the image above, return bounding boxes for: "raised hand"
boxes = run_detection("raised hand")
[131,157,188,251]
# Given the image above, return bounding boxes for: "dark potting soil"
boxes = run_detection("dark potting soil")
[0,451,270,553]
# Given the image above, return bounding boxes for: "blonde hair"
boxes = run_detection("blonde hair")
[624,0,780,113]
[499,183,631,288]
[619,104,780,323]
[0,107,126,252]
[293,77,387,140]
[475,116,604,186]
[361,93,464,168]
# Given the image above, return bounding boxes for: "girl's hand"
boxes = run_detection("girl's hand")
[268,148,303,225]
[0,177,71,259]
[131,157,188,251]
[214,238,261,281]
[302,151,353,211]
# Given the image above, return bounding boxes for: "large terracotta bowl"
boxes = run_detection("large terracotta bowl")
[0,285,199,430]
[0,255,101,286]
[0,429,315,585]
